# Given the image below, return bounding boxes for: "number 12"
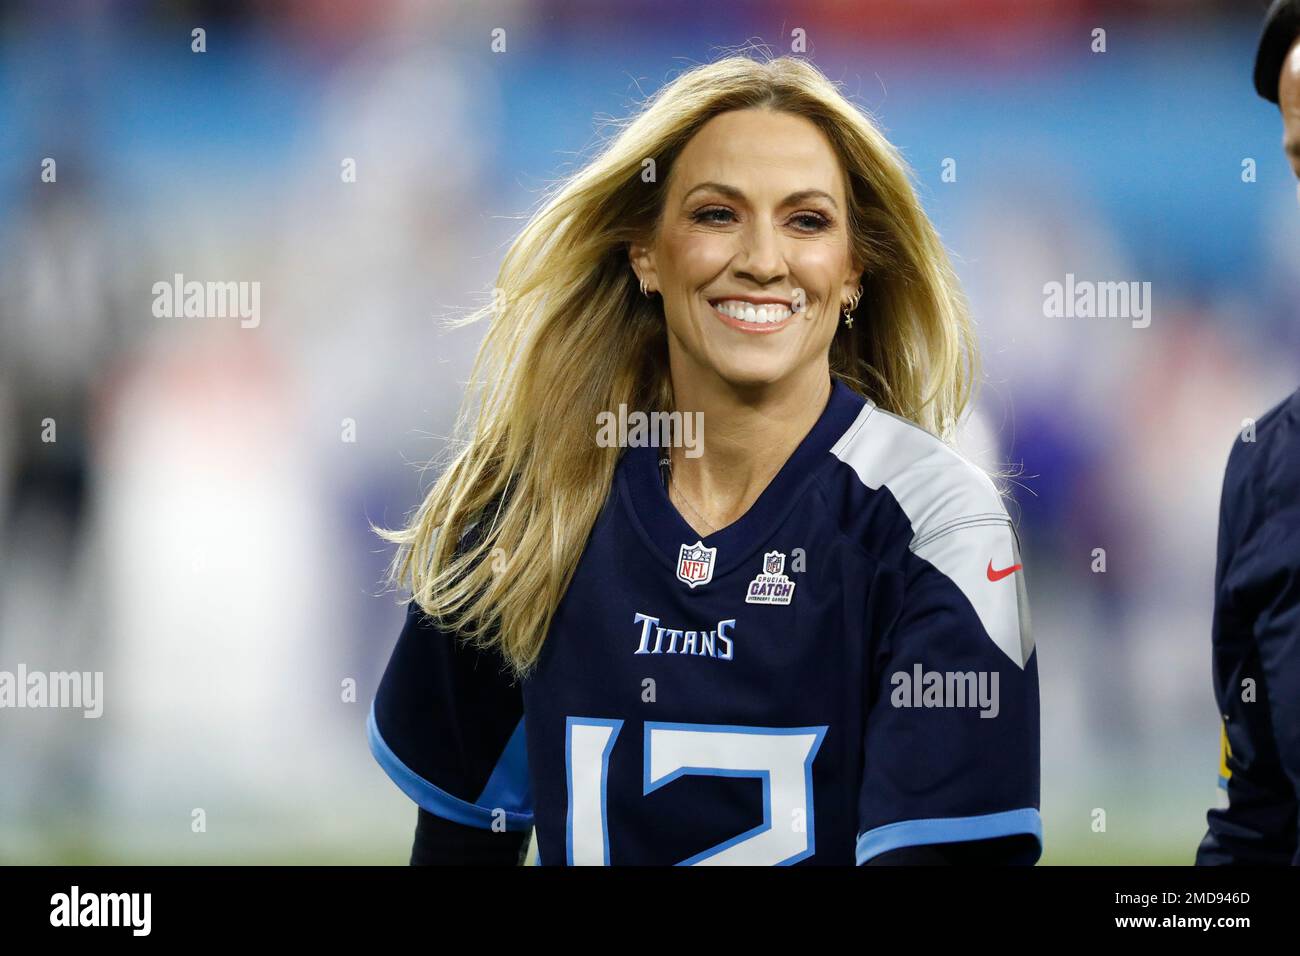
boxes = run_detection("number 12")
[565,717,827,865]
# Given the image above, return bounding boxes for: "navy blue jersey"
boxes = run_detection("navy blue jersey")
[369,376,1041,865]
[1198,387,1300,865]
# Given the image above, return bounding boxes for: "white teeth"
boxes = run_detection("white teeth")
[711,300,792,324]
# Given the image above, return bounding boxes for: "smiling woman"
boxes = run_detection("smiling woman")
[625,102,964,535]
[369,52,1040,867]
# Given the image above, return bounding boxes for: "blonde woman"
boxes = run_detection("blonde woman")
[369,53,1040,866]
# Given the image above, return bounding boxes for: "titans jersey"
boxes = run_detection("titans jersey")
[369,376,1041,865]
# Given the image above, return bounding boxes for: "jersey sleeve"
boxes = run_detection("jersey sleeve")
[856,511,1041,865]
[1197,414,1300,865]
[367,597,533,832]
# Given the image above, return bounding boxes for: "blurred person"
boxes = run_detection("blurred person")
[368,53,1041,866]
[1197,0,1300,866]
[0,163,115,841]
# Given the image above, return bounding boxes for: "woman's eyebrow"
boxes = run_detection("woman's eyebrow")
[783,189,839,211]
[681,181,839,211]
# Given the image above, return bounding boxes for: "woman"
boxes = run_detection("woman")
[369,53,1040,865]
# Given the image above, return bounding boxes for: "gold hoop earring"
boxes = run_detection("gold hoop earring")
[639,276,654,297]
[842,284,863,327]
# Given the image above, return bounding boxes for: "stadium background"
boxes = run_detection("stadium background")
[1,0,1296,864]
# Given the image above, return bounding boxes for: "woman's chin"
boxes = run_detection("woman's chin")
[708,357,801,392]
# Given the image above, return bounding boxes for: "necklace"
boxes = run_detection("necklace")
[662,449,718,535]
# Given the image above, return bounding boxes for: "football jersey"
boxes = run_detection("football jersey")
[1197,387,1300,865]
[369,375,1041,865]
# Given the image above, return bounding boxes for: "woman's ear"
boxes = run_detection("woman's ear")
[628,240,659,294]
[840,265,865,306]
[846,246,868,295]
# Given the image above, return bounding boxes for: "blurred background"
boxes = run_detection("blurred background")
[0,0,1295,864]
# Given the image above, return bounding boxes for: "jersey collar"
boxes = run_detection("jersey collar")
[617,375,867,581]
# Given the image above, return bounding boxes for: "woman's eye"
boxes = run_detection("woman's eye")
[692,207,735,224]
[691,207,830,231]
[790,212,831,232]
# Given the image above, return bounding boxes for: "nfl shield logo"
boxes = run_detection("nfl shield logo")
[764,550,785,575]
[676,540,717,588]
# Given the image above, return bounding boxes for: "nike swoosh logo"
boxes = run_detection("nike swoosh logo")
[987,560,1022,582]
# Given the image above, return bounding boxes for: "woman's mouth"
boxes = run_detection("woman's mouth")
[708,298,796,334]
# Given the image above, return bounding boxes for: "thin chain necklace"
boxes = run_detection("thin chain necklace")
[658,378,831,539]
[661,448,718,536]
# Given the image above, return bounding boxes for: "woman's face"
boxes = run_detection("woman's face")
[630,107,862,393]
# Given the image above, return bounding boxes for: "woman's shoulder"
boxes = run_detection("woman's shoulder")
[827,401,1012,552]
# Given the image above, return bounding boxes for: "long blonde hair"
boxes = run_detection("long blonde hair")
[377,52,978,677]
